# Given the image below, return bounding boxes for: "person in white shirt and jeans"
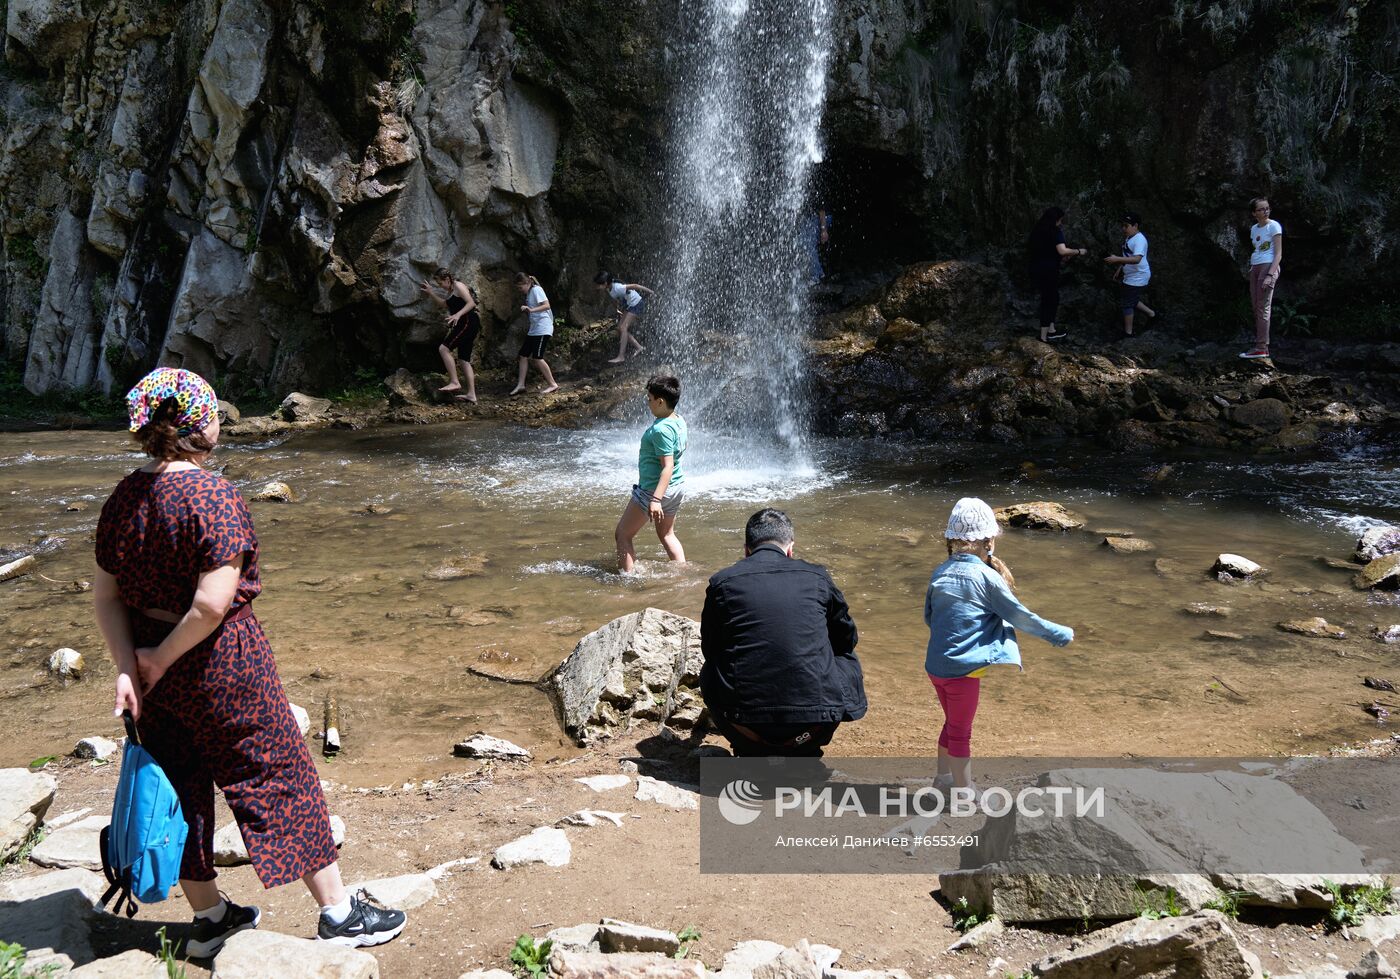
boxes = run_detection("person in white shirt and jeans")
[1241,198,1283,360]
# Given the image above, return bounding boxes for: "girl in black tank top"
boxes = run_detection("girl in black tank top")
[420,267,479,402]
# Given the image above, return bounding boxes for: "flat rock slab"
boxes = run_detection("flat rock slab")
[0,888,94,966]
[0,867,107,904]
[1032,910,1261,978]
[635,776,699,810]
[1279,617,1347,639]
[453,733,531,760]
[1347,914,1400,945]
[1103,536,1155,553]
[1206,630,1246,641]
[947,917,1005,952]
[352,873,437,910]
[1185,604,1232,617]
[29,814,105,870]
[549,950,704,979]
[0,768,57,862]
[70,949,167,978]
[546,923,601,953]
[558,810,626,828]
[575,774,631,793]
[598,918,680,955]
[492,826,571,869]
[213,929,378,978]
[994,502,1085,532]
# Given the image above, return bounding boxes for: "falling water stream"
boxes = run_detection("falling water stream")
[655,0,834,456]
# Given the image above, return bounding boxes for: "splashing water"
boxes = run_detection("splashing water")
[654,0,835,463]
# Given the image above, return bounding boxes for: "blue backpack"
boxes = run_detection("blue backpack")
[100,712,188,917]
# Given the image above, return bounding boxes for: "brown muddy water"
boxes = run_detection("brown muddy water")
[2,421,1398,784]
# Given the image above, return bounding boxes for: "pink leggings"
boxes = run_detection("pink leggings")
[929,674,981,758]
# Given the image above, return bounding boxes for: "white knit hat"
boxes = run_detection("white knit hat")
[945,497,1001,541]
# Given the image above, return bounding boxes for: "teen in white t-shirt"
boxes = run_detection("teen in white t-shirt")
[593,271,656,365]
[1241,198,1283,359]
[1103,213,1157,337]
[510,272,559,396]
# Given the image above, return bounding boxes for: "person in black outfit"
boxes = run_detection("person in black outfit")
[1027,207,1089,343]
[699,508,867,757]
[420,267,480,402]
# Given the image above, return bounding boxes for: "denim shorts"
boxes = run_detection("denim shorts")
[621,298,646,320]
[631,483,684,516]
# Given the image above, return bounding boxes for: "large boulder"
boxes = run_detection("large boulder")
[491,826,571,870]
[0,868,107,905]
[70,950,167,978]
[939,768,1378,922]
[384,368,429,407]
[994,502,1085,532]
[876,261,1004,331]
[1031,910,1263,978]
[1357,526,1400,564]
[212,929,378,978]
[279,392,333,422]
[0,888,95,967]
[546,608,703,746]
[1229,397,1291,433]
[0,768,57,862]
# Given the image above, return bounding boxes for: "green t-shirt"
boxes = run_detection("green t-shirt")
[638,414,687,494]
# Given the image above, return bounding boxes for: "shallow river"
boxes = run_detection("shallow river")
[3,421,1398,783]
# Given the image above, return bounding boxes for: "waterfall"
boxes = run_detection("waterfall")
[654,0,835,460]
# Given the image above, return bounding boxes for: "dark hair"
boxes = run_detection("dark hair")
[1028,207,1066,261]
[135,396,215,460]
[745,508,794,550]
[1121,212,1142,226]
[646,374,681,409]
[593,271,616,285]
[1249,197,1270,211]
[514,272,538,287]
[1032,207,1065,235]
[434,267,452,281]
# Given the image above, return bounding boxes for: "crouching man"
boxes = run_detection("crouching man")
[699,508,867,757]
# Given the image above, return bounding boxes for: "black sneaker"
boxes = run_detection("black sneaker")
[317,891,407,948]
[186,898,261,958]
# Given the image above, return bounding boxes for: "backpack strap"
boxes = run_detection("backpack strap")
[97,825,138,918]
[122,709,140,746]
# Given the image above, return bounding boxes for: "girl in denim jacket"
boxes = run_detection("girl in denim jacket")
[925,498,1073,790]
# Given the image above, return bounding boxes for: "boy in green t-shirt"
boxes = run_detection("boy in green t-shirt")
[615,375,688,573]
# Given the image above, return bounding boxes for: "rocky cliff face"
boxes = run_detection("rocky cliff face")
[1,0,668,399]
[823,0,1400,325]
[2,0,1397,400]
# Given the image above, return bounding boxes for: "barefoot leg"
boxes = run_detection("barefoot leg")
[536,359,558,394]
[510,356,528,395]
[459,359,477,402]
[615,498,649,573]
[655,510,685,563]
[438,344,461,391]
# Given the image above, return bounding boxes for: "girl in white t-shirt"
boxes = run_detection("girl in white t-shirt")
[510,272,559,396]
[593,271,656,364]
[1241,198,1283,360]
